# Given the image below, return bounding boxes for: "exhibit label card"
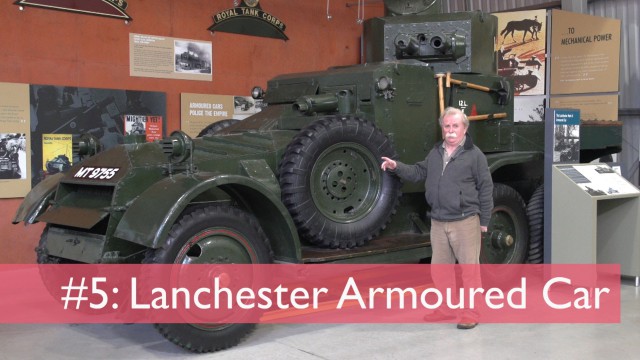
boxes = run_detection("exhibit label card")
[556,164,639,197]
[0,82,30,198]
[180,93,261,138]
[550,95,619,122]
[130,33,212,81]
[552,109,580,164]
[180,93,235,138]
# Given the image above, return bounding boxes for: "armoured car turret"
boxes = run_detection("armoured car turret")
[14,0,621,353]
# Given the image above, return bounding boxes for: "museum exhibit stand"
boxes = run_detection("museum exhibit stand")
[550,164,640,285]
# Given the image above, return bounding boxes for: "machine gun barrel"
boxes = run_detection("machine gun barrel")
[394,33,422,55]
[293,93,339,115]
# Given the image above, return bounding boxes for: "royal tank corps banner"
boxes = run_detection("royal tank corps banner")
[181,93,262,138]
[25,85,166,191]
[209,0,288,41]
[494,9,547,96]
[14,0,132,21]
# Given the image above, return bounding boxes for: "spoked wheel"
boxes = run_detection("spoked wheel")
[278,115,401,248]
[480,184,529,264]
[146,205,273,353]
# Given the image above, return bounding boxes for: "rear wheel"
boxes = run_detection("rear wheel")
[146,205,273,353]
[481,184,529,264]
[526,185,544,264]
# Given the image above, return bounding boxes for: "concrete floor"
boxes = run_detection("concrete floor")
[1,282,638,359]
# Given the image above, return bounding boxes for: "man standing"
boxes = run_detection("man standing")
[380,107,493,329]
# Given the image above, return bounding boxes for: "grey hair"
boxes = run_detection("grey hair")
[438,107,469,128]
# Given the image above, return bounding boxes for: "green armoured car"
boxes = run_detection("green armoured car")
[13,0,621,353]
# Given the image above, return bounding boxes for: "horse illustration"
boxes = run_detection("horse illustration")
[500,19,542,43]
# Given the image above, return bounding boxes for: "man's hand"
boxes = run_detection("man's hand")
[480,226,488,233]
[380,157,397,171]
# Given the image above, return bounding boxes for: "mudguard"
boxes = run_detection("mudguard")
[486,151,543,173]
[12,172,64,224]
[113,171,301,263]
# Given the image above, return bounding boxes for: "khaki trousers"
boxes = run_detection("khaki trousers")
[430,214,481,265]
[430,215,482,320]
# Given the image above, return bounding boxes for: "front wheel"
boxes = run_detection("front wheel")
[146,205,273,353]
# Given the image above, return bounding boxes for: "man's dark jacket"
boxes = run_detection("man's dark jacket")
[393,136,494,226]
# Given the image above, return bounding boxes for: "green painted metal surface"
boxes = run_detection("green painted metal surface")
[15,5,621,266]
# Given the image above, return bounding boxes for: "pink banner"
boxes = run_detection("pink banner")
[0,264,620,324]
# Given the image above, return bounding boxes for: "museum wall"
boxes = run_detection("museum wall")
[447,0,640,184]
[0,0,384,263]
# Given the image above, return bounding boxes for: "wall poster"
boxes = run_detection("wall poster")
[130,33,212,81]
[0,83,30,198]
[29,85,166,188]
[550,9,621,95]
[181,93,262,138]
[495,9,547,96]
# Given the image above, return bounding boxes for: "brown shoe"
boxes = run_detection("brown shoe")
[456,321,478,330]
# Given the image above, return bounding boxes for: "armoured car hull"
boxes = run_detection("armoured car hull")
[14,0,622,353]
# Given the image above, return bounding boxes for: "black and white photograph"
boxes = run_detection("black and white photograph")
[233,96,255,114]
[174,40,212,74]
[0,133,26,180]
[553,124,580,163]
[514,95,545,122]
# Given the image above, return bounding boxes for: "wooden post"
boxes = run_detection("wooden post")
[468,113,508,121]
[448,78,491,92]
[435,73,445,115]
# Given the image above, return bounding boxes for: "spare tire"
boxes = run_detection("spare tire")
[278,115,401,248]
